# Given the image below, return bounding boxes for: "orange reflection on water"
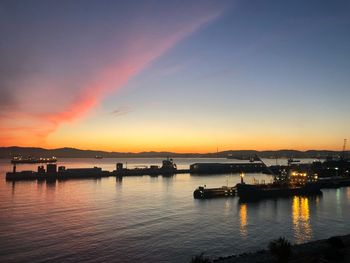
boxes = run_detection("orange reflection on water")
[292,196,312,243]
[347,188,350,200]
[239,203,247,237]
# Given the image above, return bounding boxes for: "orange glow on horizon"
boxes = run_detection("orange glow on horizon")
[2,135,346,154]
[0,10,222,148]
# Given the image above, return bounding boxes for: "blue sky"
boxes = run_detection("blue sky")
[1,0,349,151]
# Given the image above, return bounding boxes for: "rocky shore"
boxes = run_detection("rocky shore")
[211,234,350,263]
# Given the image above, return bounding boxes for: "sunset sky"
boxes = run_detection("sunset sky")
[1,0,350,152]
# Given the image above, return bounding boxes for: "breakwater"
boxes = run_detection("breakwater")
[5,161,269,181]
[6,165,191,181]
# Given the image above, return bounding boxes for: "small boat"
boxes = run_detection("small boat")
[95,156,103,159]
[11,156,57,164]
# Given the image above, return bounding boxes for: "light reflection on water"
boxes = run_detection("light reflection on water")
[239,203,248,238]
[292,196,312,243]
[1,158,350,263]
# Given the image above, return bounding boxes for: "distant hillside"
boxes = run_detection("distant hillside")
[0,146,347,159]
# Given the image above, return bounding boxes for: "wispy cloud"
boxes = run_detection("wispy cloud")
[110,106,132,117]
[0,1,227,146]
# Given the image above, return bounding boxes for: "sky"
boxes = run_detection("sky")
[1,0,350,152]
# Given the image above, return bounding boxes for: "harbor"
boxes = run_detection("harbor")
[2,157,350,263]
[6,155,350,203]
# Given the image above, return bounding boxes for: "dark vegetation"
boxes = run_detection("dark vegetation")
[323,236,345,261]
[190,253,211,263]
[268,237,292,262]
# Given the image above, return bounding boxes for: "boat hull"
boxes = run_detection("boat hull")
[236,183,322,200]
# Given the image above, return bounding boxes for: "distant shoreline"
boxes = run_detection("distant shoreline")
[1,146,348,159]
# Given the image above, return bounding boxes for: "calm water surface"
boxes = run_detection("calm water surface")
[1,158,350,262]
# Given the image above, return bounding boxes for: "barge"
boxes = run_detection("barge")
[193,186,236,199]
[114,158,188,176]
[6,164,110,181]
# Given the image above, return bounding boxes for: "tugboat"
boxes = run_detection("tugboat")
[161,157,177,171]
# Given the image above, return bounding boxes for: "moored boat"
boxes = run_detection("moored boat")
[193,186,235,199]
[236,182,322,201]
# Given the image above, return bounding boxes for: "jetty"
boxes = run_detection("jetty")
[5,158,190,181]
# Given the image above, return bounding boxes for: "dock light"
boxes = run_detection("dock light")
[240,172,245,184]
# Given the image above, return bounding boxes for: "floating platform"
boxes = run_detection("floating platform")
[193,186,236,199]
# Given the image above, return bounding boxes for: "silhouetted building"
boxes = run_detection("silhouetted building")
[47,164,57,173]
[38,166,45,173]
[116,163,123,170]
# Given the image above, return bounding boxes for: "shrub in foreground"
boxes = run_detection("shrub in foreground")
[268,237,292,262]
[190,253,211,263]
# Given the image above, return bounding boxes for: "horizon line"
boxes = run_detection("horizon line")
[1,145,348,155]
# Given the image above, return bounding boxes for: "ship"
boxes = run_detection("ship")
[11,156,57,164]
[236,158,322,201]
[115,157,180,176]
[236,182,321,201]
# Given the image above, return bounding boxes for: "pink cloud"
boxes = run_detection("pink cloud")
[1,8,224,146]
